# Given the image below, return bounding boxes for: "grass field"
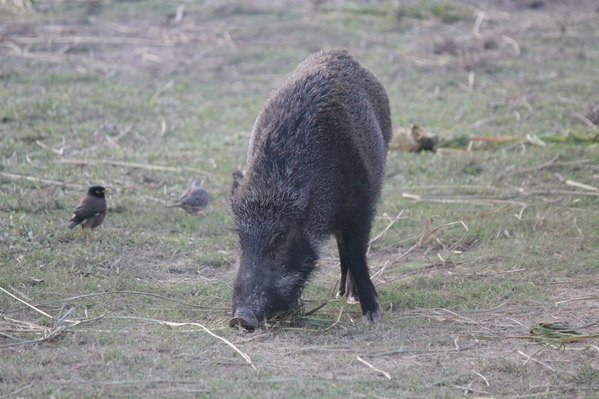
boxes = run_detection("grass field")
[1,0,598,397]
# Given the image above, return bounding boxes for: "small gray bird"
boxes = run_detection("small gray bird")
[68,186,108,236]
[169,180,210,215]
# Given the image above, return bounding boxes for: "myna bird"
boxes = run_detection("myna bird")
[168,180,210,215]
[68,186,108,235]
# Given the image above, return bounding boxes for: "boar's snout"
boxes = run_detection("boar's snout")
[229,306,259,331]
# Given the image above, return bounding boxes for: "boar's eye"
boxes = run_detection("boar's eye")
[269,231,288,251]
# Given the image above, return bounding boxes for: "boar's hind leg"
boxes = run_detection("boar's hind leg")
[334,232,359,303]
[335,231,349,297]
[339,224,381,322]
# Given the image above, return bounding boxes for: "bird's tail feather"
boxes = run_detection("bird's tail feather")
[67,221,80,229]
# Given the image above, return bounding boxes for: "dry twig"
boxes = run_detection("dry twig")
[402,192,527,207]
[58,158,214,175]
[507,157,591,176]
[35,140,65,155]
[107,316,256,372]
[0,286,55,320]
[571,112,599,129]
[367,209,405,253]
[517,350,555,372]
[563,179,598,192]
[0,171,85,189]
[373,218,469,282]
[356,356,391,380]
[33,290,227,311]
[554,296,599,305]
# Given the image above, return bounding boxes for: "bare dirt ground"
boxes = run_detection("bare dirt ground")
[1,0,598,397]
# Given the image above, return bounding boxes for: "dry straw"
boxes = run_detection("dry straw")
[0,286,256,372]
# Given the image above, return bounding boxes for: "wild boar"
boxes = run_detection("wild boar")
[229,49,391,330]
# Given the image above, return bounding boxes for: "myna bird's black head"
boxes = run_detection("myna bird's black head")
[88,186,107,198]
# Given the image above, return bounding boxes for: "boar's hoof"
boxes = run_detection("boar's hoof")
[346,295,360,305]
[363,309,382,324]
[229,307,259,331]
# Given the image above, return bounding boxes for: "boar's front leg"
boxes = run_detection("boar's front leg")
[339,224,381,322]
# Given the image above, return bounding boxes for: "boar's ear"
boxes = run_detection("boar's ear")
[230,170,245,197]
